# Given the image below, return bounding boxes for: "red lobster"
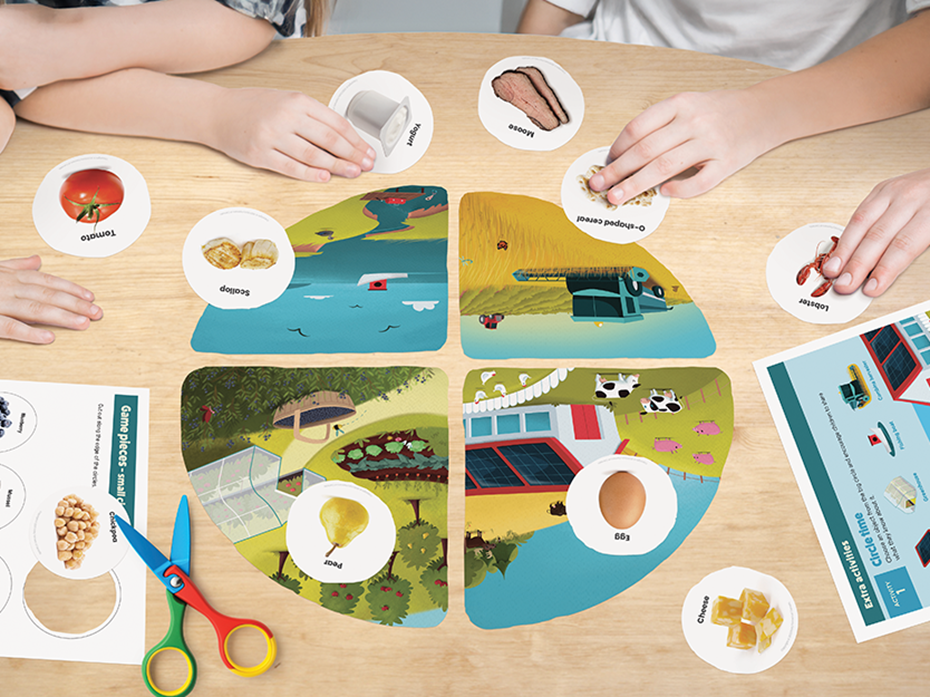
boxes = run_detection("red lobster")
[796,235,839,298]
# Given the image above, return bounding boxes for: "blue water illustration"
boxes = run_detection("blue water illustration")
[461,302,715,359]
[192,237,447,354]
[464,473,718,629]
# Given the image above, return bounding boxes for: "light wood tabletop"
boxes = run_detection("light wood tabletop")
[2,32,929,695]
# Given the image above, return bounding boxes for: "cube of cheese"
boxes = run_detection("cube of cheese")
[711,596,743,627]
[740,588,770,625]
[726,622,757,650]
[757,606,784,653]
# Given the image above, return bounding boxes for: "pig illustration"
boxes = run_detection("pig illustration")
[692,452,715,465]
[653,438,682,453]
[693,421,721,436]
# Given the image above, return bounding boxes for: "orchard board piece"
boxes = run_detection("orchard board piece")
[756,300,930,642]
[0,380,149,664]
[180,367,449,628]
[463,367,733,629]
[191,186,448,354]
[459,192,715,359]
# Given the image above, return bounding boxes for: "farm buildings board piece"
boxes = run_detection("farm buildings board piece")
[755,301,930,641]
[0,380,149,664]
[191,186,448,354]
[458,192,715,359]
[180,367,449,628]
[463,367,733,629]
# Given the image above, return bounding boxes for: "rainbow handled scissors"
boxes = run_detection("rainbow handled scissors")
[115,496,277,697]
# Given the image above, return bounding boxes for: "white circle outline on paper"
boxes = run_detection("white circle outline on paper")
[28,486,130,581]
[32,154,151,258]
[766,222,872,325]
[286,481,395,584]
[329,70,433,174]
[181,207,295,310]
[23,566,123,639]
[561,147,670,244]
[681,566,799,674]
[566,454,677,555]
[478,55,584,152]
[0,464,26,530]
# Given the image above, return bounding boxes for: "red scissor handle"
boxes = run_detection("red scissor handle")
[162,565,276,677]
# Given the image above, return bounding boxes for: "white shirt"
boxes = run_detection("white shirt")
[548,0,930,70]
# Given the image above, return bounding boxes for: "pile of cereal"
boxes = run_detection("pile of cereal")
[54,494,101,570]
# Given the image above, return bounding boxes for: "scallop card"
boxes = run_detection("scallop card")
[767,222,872,324]
[682,567,798,674]
[182,207,296,310]
[478,56,584,151]
[181,366,449,628]
[463,366,733,629]
[330,71,433,174]
[561,147,670,244]
[32,154,151,258]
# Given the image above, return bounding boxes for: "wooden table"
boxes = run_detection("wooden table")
[2,32,929,696]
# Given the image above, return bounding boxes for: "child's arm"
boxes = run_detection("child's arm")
[821,168,930,296]
[14,68,376,181]
[587,9,930,205]
[0,0,274,91]
[0,99,14,154]
[516,0,585,35]
[0,255,102,344]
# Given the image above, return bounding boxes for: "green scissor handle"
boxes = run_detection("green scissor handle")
[142,590,198,697]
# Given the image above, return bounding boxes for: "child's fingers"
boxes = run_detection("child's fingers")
[8,282,102,325]
[302,101,377,168]
[607,98,680,161]
[0,254,44,272]
[604,139,706,206]
[0,315,55,345]
[15,267,97,305]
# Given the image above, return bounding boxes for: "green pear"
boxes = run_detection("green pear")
[320,497,369,557]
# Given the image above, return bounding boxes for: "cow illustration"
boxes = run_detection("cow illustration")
[594,373,641,399]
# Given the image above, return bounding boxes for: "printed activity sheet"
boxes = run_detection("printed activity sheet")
[756,300,930,641]
[0,380,149,664]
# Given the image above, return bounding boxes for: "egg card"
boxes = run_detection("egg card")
[458,192,713,359]
[756,299,930,642]
[190,186,448,354]
[0,379,149,664]
[463,366,733,629]
[181,366,449,628]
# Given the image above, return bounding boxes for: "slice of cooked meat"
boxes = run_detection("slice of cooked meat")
[515,66,569,125]
[491,70,561,131]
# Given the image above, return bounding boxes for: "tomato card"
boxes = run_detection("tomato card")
[32,154,151,258]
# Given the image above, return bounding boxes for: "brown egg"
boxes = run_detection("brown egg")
[598,471,646,529]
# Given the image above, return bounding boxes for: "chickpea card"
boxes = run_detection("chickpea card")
[32,154,151,258]
[0,379,149,664]
[756,299,930,641]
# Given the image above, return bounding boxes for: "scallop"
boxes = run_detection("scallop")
[598,471,646,529]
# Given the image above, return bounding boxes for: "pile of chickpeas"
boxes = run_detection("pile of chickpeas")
[54,495,101,570]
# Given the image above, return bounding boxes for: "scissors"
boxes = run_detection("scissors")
[116,496,277,697]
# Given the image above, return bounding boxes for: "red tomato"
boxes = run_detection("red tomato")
[59,169,124,225]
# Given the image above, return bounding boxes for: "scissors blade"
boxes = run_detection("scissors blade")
[170,495,191,576]
[114,515,175,588]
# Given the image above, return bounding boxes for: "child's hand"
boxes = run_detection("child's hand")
[586,89,776,205]
[822,168,930,297]
[0,99,14,154]
[0,255,102,344]
[208,87,377,182]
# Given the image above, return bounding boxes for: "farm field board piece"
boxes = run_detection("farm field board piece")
[458,193,715,358]
[181,367,449,628]
[191,186,448,354]
[463,367,733,628]
[756,300,930,642]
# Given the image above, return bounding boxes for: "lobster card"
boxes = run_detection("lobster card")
[767,223,872,324]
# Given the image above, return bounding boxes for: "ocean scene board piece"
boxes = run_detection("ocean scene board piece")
[191,186,448,354]
[458,192,715,359]
[463,367,733,629]
[180,367,449,628]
